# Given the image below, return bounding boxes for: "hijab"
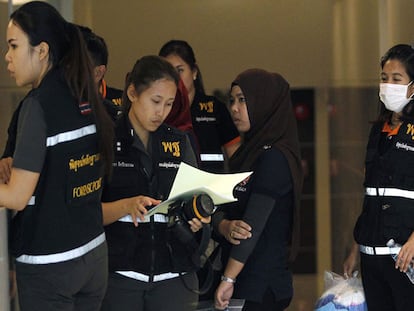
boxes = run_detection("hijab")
[229,68,303,260]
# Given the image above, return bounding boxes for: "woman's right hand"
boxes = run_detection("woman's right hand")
[122,196,160,227]
[343,242,359,278]
[218,219,252,245]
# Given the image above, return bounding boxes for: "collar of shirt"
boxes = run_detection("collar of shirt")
[382,122,401,137]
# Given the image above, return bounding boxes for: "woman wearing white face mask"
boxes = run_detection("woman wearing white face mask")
[343,44,414,311]
[379,81,414,113]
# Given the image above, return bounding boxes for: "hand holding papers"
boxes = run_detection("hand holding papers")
[146,162,252,217]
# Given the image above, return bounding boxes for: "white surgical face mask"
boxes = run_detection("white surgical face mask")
[379,82,413,113]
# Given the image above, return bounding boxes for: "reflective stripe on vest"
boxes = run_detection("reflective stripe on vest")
[46,124,96,147]
[15,232,105,264]
[359,244,400,255]
[116,270,185,282]
[366,187,414,200]
[200,153,224,162]
[117,214,168,223]
[27,196,35,206]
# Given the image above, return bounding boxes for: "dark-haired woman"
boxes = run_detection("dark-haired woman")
[344,44,414,311]
[213,69,303,311]
[3,1,114,310]
[159,40,240,173]
[101,55,207,311]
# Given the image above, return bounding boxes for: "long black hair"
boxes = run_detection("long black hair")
[159,39,205,95]
[11,1,113,175]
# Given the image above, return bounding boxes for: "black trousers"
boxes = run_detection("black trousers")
[241,288,291,311]
[101,271,199,311]
[361,253,414,311]
[16,242,108,311]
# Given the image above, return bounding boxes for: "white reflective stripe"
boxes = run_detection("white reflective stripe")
[117,271,149,282]
[154,272,184,282]
[116,270,184,282]
[366,187,414,200]
[359,244,400,255]
[200,154,224,162]
[16,232,105,264]
[27,196,35,206]
[46,124,96,147]
[118,214,168,223]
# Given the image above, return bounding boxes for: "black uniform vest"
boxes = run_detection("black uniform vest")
[10,69,104,257]
[102,115,196,275]
[354,121,414,245]
[191,92,239,173]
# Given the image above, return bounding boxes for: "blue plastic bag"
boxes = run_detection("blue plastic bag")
[314,271,367,311]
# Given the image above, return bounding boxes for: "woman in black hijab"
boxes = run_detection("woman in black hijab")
[213,69,303,311]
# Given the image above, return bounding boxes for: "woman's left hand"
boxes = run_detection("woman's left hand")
[397,234,414,272]
[214,281,234,310]
[188,216,211,232]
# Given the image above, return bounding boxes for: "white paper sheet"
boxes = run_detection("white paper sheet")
[145,162,252,217]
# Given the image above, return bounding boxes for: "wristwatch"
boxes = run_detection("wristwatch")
[221,275,236,283]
